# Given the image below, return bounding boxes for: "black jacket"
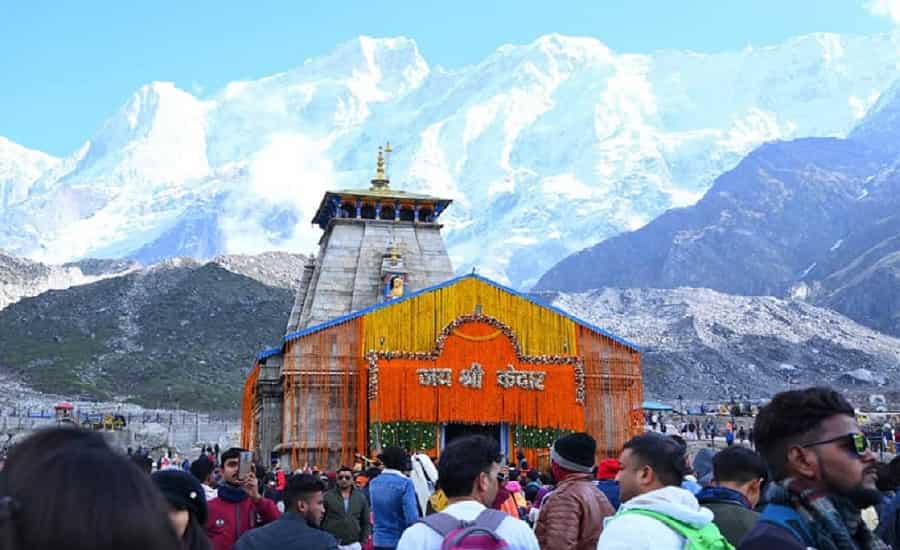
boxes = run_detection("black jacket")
[738,521,806,550]
[234,512,338,550]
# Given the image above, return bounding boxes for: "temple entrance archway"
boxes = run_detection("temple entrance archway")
[441,422,508,459]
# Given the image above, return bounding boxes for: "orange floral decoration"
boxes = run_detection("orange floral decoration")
[240,362,261,449]
[371,320,585,430]
[282,318,362,468]
[576,325,644,456]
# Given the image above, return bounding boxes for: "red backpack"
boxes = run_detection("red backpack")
[419,509,510,550]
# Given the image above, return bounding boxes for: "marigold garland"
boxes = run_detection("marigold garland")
[367,316,586,432]
[365,314,585,404]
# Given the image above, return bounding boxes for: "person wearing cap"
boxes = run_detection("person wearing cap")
[534,432,614,550]
[153,468,213,550]
[595,458,622,510]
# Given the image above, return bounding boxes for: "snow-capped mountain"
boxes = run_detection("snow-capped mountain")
[0,137,59,211]
[3,32,900,287]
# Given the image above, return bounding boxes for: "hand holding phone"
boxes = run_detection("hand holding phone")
[238,451,253,480]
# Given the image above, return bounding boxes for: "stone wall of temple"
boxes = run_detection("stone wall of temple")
[294,219,453,330]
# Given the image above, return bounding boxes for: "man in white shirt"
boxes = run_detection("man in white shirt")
[396,435,539,550]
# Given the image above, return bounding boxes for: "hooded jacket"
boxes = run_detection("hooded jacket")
[596,485,716,549]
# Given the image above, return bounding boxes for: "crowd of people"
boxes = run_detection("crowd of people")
[2,386,900,549]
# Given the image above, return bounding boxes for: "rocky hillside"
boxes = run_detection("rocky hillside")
[538,287,900,402]
[536,133,900,336]
[0,252,138,310]
[0,254,302,410]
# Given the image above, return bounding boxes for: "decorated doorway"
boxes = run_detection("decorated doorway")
[365,314,585,459]
[441,422,509,458]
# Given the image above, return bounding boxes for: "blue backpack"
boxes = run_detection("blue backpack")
[758,504,815,547]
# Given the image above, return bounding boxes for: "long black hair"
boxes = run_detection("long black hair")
[0,427,182,550]
[181,515,211,550]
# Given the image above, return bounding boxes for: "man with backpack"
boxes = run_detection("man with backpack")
[596,432,732,549]
[396,435,538,550]
[738,387,887,550]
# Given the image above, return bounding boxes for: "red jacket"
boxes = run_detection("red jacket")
[205,495,281,550]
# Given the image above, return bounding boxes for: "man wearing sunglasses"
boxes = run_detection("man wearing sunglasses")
[322,466,372,550]
[739,387,887,550]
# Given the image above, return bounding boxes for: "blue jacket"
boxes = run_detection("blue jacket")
[369,470,419,547]
[594,480,621,510]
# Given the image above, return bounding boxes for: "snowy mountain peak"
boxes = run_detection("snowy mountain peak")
[0,137,60,211]
[530,33,614,60]
[4,32,900,285]
[298,35,430,95]
[87,81,209,159]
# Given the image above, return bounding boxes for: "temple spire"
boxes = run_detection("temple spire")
[371,144,390,190]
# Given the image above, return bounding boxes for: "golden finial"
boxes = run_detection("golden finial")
[371,145,390,189]
[390,241,400,261]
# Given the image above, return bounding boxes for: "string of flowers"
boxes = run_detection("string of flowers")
[367,355,379,400]
[515,424,575,449]
[366,314,586,403]
[369,421,436,450]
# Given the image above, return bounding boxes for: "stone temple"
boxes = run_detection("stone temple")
[286,148,454,332]
[243,148,643,470]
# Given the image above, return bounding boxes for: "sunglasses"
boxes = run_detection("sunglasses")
[802,432,869,458]
[337,475,353,480]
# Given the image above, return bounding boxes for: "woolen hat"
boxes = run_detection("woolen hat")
[597,458,622,480]
[152,469,208,525]
[552,432,596,471]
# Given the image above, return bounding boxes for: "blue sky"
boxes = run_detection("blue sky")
[1,0,894,156]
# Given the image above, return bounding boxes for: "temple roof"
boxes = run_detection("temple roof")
[255,273,641,361]
[311,187,452,229]
[311,145,452,229]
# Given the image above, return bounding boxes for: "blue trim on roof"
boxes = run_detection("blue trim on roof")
[280,273,641,352]
[255,347,283,361]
